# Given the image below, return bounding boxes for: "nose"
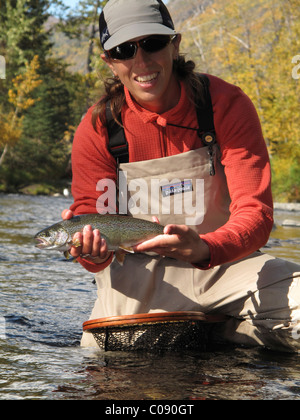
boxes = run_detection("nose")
[134,46,152,67]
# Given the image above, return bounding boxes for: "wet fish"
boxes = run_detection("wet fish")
[34,214,164,261]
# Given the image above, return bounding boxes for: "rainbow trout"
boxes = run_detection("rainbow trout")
[34,214,164,260]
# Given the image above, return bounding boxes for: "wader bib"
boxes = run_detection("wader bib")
[82,146,300,352]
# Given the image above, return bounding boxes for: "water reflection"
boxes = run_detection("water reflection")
[263,210,300,263]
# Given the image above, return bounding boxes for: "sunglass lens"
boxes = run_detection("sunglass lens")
[110,43,136,60]
[108,35,174,60]
[142,36,171,53]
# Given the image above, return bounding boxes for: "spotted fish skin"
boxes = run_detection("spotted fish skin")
[34,214,164,253]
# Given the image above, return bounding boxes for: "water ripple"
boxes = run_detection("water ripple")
[1,194,300,400]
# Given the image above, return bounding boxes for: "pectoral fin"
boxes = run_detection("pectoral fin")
[63,251,78,263]
[115,249,126,265]
[114,246,135,266]
[64,251,70,259]
[119,246,134,253]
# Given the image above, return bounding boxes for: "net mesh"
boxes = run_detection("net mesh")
[89,320,214,352]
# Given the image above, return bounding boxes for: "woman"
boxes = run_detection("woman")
[62,0,300,351]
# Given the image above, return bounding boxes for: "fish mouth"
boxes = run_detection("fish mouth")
[34,236,70,252]
[34,237,50,249]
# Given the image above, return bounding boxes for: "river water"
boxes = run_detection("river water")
[0,193,300,400]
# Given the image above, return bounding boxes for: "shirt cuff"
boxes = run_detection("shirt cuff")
[77,253,114,273]
[192,237,214,270]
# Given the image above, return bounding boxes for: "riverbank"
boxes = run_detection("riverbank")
[274,203,300,212]
[2,182,300,207]
[273,203,300,228]
[0,181,72,197]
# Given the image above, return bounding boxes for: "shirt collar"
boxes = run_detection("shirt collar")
[124,81,189,127]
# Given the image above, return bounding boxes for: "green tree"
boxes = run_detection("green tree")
[58,0,109,106]
[0,0,87,192]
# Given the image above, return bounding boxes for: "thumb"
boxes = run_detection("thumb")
[152,216,161,224]
[61,209,73,220]
[163,224,189,235]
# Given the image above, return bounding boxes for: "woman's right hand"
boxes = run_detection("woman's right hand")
[61,209,112,263]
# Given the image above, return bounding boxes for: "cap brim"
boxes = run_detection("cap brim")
[103,23,176,50]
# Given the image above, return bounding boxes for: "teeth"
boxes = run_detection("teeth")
[136,73,158,83]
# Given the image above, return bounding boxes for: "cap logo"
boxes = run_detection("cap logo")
[101,27,110,46]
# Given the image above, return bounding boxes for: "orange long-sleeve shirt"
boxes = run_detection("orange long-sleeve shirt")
[70,74,273,272]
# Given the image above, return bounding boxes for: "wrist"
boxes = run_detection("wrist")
[80,252,113,265]
[191,239,210,265]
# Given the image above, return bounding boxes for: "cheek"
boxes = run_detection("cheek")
[110,62,131,80]
[158,51,176,75]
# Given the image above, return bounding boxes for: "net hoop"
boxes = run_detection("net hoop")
[83,311,227,331]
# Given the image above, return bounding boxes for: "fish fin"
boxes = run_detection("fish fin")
[64,251,70,259]
[115,250,126,265]
[115,246,135,265]
[63,251,78,263]
[119,246,134,253]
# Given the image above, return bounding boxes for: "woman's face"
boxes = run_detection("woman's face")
[102,34,181,114]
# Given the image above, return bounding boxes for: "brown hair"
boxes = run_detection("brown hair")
[91,55,205,131]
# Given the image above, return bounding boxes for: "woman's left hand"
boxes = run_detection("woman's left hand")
[133,222,210,265]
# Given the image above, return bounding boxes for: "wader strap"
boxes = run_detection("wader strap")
[195,75,217,176]
[195,74,216,145]
[105,74,216,165]
[106,102,128,164]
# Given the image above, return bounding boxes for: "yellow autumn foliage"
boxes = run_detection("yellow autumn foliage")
[178,0,300,200]
[0,111,23,149]
[8,55,42,111]
[0,55,42,165]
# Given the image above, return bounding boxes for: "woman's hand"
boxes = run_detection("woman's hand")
[133,221,210,265]
[61,209,112,263]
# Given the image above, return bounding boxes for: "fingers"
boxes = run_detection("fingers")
[69,225,110,262]
[70,231,83,258]
[61,211,111,262]
[81,225,94,256]
[88,229,109,258]
[134,225,186,252]
[133,224,208,264]
[133,234,169,253]
[61,209,73,220]
[91,228,101,256]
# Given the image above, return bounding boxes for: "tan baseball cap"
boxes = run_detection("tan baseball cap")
[99,0,176,51]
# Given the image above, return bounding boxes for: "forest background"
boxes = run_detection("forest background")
[0,0,299,201]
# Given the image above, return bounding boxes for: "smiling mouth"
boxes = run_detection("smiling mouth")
[135,73,159,83]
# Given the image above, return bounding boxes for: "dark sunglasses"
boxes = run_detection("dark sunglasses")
[105,35,177,61]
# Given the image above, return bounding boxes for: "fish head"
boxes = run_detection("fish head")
[34,224,71,251]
